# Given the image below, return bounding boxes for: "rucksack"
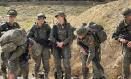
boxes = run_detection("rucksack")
[0,29,27,53]
[83,22,107,43]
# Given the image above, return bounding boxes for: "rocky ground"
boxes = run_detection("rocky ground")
[0,0,130,79]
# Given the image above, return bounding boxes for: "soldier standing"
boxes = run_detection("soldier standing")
[112,8,131,79]
[76,28,105,79]
[50,11,74,79]
[27,13,51,79]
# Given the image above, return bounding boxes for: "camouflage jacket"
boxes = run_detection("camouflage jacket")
[113,20,131,41]
[0,22,20,36]
[78,34,98,64]
[50,23,74,47]
[27,23,51,47]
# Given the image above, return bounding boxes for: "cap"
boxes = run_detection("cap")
[55,11,66,18]
[7,9,17,17]
[36,13,46,19]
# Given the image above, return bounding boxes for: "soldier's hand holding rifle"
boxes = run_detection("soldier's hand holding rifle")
[118,38,128,44]
[118,38,131,47]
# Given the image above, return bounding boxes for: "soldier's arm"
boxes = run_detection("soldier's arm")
[112,21,126,40]
[0,23,6,36]
[47,24,51,39]
[86,35,96,65]
[9,46,25,61]
[63,26,74,45]
[49,25,57,44]
[27,25,35,39]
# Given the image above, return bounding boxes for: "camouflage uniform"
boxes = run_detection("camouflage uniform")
[27,22,51,79]
[77,28,105,79]
[0,9,29,79]
[50,22,74,79]
[0,22,20,79]
[112,8,131,79]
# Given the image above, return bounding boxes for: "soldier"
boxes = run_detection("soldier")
[50,11,74,79]
[0,9,20,79]
[0,9,29,79]
[27,13,51,79]
[76,28,105,79]
[112,8,131,79]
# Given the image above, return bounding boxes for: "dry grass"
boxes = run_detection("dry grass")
[0,0,131,79]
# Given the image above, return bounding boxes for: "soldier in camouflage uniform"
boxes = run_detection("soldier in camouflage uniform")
[0,9,29,79]
[76,28,105,79]
[27,13,51,79]
[112,8,131,79]
[0,9,20,79]
[50,11,74,79]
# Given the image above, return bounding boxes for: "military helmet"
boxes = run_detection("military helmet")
[76,28,88,36]
[7,9,17,17]
[36,13,46,19]
[122,8,131,16]
[55,11,66,18]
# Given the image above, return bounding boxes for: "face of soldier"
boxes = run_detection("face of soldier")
[36,17,45,26]
[125,16,131,22]
[7,16,16,23]
[56,16,65,25]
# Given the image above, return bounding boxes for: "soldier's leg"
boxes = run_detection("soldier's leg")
[1,53,9,79]
[19,61,29,79]
[8,59,19,79]
[122,56,130,79]
[33,55,41,79]
[63,47,71,79]
[81,53,89,79]
[1,62,7,79]
[52,48,63,79]
[92,52,104,79]
[42,48,50,79]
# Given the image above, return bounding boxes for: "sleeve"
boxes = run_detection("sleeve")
[0,23,6,36]
[47,24,51,39]
[86,35,96,64]
[112,21,126,40]
[27,25,35,39]
[49,25,57,44]
[63,26,74,45]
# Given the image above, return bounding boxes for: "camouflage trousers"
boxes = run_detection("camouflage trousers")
[1,53,8,79]
[18,60,29,79]
[81,53,89,79]
[52,47,71,79]
[32,47,50,79]
[122,47,131,79]
[81,52,104,79]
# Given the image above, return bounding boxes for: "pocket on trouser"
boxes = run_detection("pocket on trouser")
[30,41,42,57]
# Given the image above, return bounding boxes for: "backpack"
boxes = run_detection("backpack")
[83,22,107,43]
[0,29,27,53]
